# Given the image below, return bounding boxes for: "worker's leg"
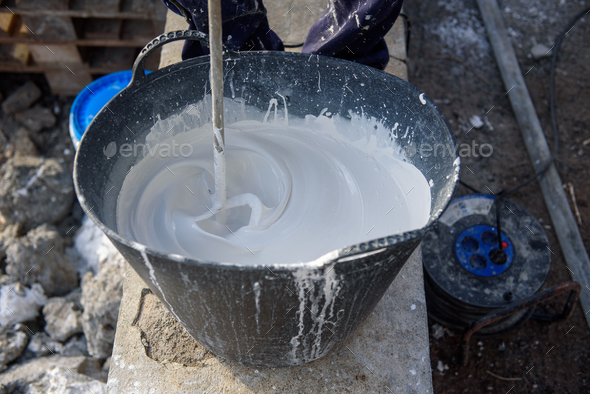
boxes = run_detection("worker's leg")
[161,0,284,59]
[161,0,402,70]
[302,0,404,70]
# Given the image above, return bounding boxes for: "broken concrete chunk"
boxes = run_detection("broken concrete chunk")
[5,224,78,297]
[26,332,88,358]
[64,287,83,309]
[0,157,74,228]
[26,332,64,358]
[0,131,7,166]
[5,128,39,159]
[1,81,42,115]
[42,291,84,342]
[469,115,484,129]
[0,324,30,372]
[81,247,126,359]
[61,334,89,357]
[430,323,454,340]
[14,106,57,133]
[0,223,20,262]
[0,355,105,393]
[73,216,108,277]
[77,357,107,383]
[0,283,47,326]
[531,43,551,60]
[26,366,106,394]
[101,356,111,373]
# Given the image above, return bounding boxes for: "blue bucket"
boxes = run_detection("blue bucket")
[69,70,134,149]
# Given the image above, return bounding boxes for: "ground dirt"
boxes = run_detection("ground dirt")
[405,0,590,392]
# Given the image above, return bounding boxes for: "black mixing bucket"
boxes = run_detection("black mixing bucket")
[74,31,459,367]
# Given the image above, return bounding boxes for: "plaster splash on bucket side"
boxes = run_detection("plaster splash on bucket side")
[289,263,342,364]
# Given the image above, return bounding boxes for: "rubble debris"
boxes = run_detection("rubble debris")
[42,289,83,342]
[0,324,30,371]
[431,323,454,340]
[28,366,107,394]
[0,223,20,262]
[0,130,7,166]
[14,106,57,133]
[101,356,111,374]
[26,332,89,358]
[0,157,74,229]
[61,335,89,357]
[5,224,78,297]
[436,360,449,372]
[531,43,551,60]
[0,355,106,393]
[4,128,39,159]
[26,333,64,357]
[484,116,494,131]
[80,238,126,359]
[73,216,108,277]
[1,81,41,115]
[0,282,47,326]
[469,115,484,129]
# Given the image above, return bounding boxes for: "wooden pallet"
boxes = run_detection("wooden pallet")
[0,0,167,95]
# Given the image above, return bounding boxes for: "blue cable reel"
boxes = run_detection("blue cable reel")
[422,194,551,335]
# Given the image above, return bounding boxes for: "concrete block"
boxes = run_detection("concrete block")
[107,249,433,393]
[1,81,41,115]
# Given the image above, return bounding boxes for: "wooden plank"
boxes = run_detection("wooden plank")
[0,13,17,36]
[121,19,157,42]
[43,68,93,95]
[28,43,83,64]
[84,18,122,39]
[0,43,29,64]
[14,0,71,10]
[86,46,135,69]
[27,41,93,95]
[20,15,77,40]
[129,0,159,15]
[11,42,29,63]
[0,35,149,47]
[3,0,165,19]
[77,0,120,13]
[151,18,166,38]
[0,60,129,73]
[476,0,590,327]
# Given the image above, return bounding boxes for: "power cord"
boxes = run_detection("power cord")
[459,6,590,255]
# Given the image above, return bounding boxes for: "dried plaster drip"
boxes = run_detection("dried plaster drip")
[289,264,342,364]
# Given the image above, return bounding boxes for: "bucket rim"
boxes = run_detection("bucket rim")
[73,51,459,271]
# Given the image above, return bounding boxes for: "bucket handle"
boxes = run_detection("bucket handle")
[131,30,211,85]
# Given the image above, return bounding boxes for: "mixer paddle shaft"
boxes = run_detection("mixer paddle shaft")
[208,0,226,212]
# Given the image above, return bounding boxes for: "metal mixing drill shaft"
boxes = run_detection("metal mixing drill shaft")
[209,0,226,212]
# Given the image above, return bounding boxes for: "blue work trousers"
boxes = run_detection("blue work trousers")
[162,0,403,70]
